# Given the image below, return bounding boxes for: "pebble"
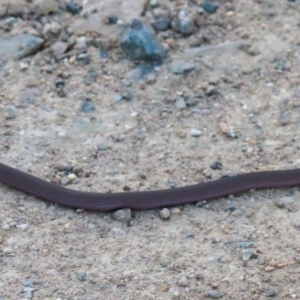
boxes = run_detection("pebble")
[77,53,91,65]
[210,161,222,170]
[238,242,254,249]
[242,248,256,261]
[159,208,171,219]
[55,79,65,88]
[43,21,62,37]
[0,34,44,60]
[51,41,68,56]
[114,94,123,102]
[224,203,235,212]
[120,19,166,61]
[175,98,187,110]
[23,278,34,286]
[206,85,217,96]
[266,289,277,297]
[208,290,221,298]
[107,15,118,24]
[265,266,275,272]
[68,173,77,182]
[152,17,171,31]
[65,1,82,15]
[80,100,96,112]
[195,271,204,280]
[279,196,294,205]
[191,129,202,137]
[202,2,218,13]
[170,61,195,75]
[171,208,181,216]
[178,276,189,287]
[97,143,108,151]
[77,272,87,282]
[20,62,28,70]
[172,14,195,36]
[112,209,132,222]
[247,45,261,56]
[76,36,87,49]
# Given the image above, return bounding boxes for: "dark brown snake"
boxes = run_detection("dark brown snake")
[0,162,300,211]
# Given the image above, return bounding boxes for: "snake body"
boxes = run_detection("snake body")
[0,162,299,211]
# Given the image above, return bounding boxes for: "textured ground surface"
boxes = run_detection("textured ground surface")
[1,0,300,299]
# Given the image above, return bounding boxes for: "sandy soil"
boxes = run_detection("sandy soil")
[1,0,300,299]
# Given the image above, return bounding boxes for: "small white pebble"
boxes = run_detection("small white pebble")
[20,62,28,70]
[159,208,171,219]
[190,128,202,137]
[68,173,77,181]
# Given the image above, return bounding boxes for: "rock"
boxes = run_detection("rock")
[224,203,235,212]
[208,290,221,298]
[80,100,96,112]
[152,17,172,31]
[112,209,132,222]
[97,143,108,151]
[159,208,171,219]
[280,196,294,205]
[170,61,195,74]
[242,249,256,261]
[172,12,195,36]
[238,242,254,249]
[77,272,87,282]
[120,19,166,62]
[65,1,82,15]
[0,34,44,60]
[43,21,62,38]
[178,276,189,287]
[202,2,218,14]
[51,41,68,57]
[191,129,202,137]
[175,98,187,110]
[68,173,77,182]
[206,84,217,96]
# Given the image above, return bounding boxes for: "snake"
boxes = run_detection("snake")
[0,162,299,211]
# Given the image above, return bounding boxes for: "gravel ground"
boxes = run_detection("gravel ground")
[1,0,300,299]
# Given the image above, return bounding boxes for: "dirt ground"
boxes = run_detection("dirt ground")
[1,0,300,299]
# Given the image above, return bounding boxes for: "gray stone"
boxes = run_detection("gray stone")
[170,61,195,75]
[178,276,189,287]
[280,196,294,205]
[175,98,187,110]
[120,19,166,61]
[112,209,132,222]
[0,34,44,59]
